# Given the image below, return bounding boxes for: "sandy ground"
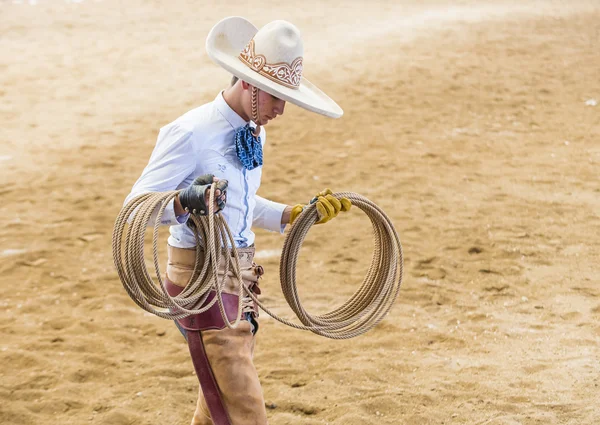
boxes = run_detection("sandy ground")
[1,0,600,424]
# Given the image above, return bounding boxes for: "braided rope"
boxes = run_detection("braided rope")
[113,186,244,329]
[112,187,403,339]
[251,85,261,136]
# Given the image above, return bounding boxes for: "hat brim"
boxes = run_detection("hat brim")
[206,16,343,119]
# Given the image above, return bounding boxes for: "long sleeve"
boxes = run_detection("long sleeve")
[124,123,196,226]
[252,195,287,233]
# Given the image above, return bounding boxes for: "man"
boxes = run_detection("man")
[124,17,349,425]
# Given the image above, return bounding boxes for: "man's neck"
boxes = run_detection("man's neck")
[222,84,250,122]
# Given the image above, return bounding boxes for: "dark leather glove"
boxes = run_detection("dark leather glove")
[178,174,228,215]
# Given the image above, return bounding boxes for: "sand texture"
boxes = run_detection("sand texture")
[1,0,599,424]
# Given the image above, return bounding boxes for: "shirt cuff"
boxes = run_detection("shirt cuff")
[255,199,288,233]
[159,199,189,226]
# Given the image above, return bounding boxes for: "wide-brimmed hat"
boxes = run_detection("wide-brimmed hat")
[206,17,343,119]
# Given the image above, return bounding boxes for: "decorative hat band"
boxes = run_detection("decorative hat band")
[238,39,303,89]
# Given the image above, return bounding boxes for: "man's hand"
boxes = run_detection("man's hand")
[289,188,351,225]
[313,188,351,224]
[288,204,305,225]
[177,174,228,215]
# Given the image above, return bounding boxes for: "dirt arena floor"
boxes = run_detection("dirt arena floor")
[1,0,599,424]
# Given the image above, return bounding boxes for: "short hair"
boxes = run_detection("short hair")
[231,75,239,86]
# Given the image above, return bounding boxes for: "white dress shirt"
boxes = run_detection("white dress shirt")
[124,92,287,248]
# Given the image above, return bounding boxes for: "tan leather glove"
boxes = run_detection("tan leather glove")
[289,204,305,225]
[290,189,351,225]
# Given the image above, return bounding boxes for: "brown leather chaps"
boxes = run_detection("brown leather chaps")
[165,244,268,425]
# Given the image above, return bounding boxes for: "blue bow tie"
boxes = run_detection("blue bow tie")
[234,124,263,170]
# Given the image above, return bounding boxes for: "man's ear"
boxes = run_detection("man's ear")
[241,80,251,90]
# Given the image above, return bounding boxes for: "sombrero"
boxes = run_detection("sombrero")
[206,17,343,119]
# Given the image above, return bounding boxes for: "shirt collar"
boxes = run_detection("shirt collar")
[214,91,247,130]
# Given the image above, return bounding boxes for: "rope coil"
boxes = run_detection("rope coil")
[112,186,403,339]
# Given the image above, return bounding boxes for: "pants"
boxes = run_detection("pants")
[166,244,268,425]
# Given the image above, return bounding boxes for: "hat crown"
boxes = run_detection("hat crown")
[253,20,304,66]
[239,20,304,89]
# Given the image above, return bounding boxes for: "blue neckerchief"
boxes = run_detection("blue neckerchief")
[234,124,263,170]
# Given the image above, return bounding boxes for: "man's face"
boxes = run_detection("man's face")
[257,90,286,125]
[241,84,286,125]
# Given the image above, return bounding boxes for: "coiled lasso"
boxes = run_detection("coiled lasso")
[112,185,403,339]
